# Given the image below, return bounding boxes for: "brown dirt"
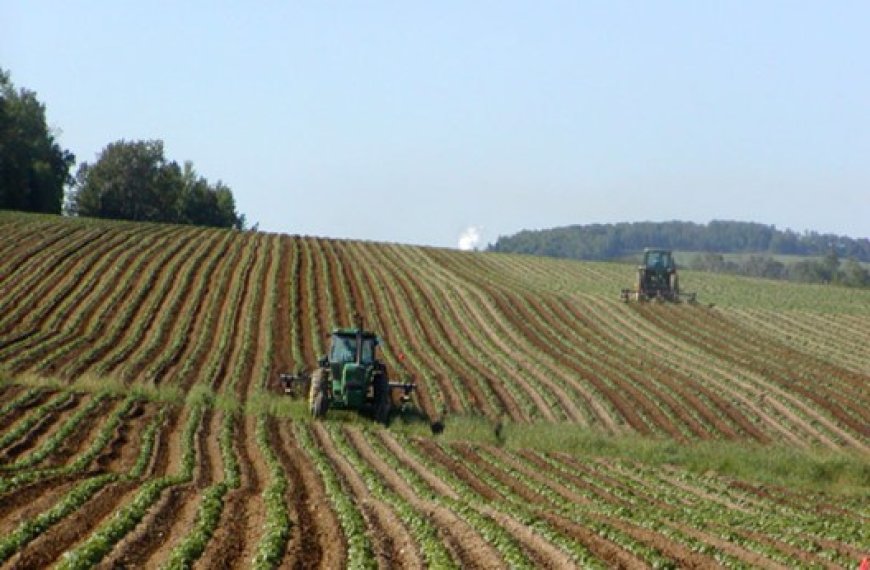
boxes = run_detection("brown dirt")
[345,426,504,568]
[310,423,424,568]
[206,237,260,395]
[376,431,458,500]
[339,241,437,420]
[0,228,108,336]
[196,414,267,570]
[598,514,720,569]
[638,304,869,446]
[0,391,51,434]
[100,407,217,569]
[28,227,181,378]
[91,401,152,475]
[5,479,137,569]
[0,475,80,535]
[54,227,197,380]
[240,236,273,401]
[270,236,295,381]
[414,438,503,501]
[741,531,841,569]
[159,236,245,390]
[126,232,233,384]
[666,520,789,569]
[545,297,721,438]
[320,238,351,328]
[540,511,648,569]
[478,507,578,569]
[38,396,116,468]
[295,237,316,367]
[494,287,652,433]
[4,230,137,368]
[583,297,803,444]
[110,229,216,384]
[273,419,346,569]
[382,247,532,421]
[305,238,329,355]
[0,224,75,288]
[0,392,79,462]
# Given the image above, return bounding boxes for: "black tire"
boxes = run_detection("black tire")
[373,374,391,425]
[309,369,329,419]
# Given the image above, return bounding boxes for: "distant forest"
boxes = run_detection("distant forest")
[489,220,870,261]
[488,221,870,288]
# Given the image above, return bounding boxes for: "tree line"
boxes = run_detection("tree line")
[489,221,870,288]
[1,68,244,229]
[490,220,870,262]
[689,251,870,288]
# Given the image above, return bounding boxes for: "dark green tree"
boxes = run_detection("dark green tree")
[0,68,75,213]
[68,140,244,229]
[179,162,244,229]
[68,140,182,222]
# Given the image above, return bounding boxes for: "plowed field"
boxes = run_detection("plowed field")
[1,212,868,568]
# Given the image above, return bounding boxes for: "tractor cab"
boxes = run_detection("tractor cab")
[322,328,381,409]
[643,249,675,271]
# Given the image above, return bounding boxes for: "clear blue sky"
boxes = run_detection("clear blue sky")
[4,1,868,247]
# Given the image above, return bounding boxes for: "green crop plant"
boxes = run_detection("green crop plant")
[293,423,375,569]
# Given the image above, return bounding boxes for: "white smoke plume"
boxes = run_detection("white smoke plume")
[458,226,482,251]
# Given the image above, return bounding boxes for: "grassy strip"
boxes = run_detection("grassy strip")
[405,418,869,496]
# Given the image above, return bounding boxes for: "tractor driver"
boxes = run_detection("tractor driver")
[331,335,357,362]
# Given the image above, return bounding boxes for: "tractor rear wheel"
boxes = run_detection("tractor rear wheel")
[373,375,391,425]
[309,370,329,419]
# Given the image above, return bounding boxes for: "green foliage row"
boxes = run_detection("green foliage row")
[326,423,457,569]
[57,402,203,569]
[253,415,291,569]
[293,423,375,569]
[435,417,870,496]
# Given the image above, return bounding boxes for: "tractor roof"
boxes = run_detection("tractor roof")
[643,247,673,254]
[332,328,378,339]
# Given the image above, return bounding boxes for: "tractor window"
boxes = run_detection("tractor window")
[360,339,376,364]
[645,251,673,269]
[330,336,356,363]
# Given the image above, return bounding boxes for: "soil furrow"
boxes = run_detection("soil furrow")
[310,423,424,568]
[346,427,503,568]
[273,420,345,569]
[196,414,267,569]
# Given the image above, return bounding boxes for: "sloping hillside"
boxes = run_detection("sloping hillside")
[0,211,867,568]
[2,212,867,445]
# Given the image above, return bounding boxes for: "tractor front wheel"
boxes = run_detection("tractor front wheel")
[309,370,329,419]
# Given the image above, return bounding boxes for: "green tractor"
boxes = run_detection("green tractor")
[280,326,415,423]
[620,248,697,303]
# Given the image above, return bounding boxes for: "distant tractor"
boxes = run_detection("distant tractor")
[620,248,696,303]
[280,323,414,423]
